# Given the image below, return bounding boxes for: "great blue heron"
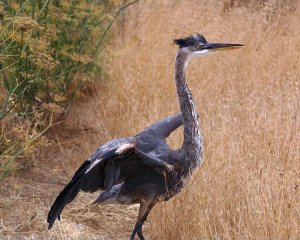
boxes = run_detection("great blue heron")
[47,33,243,239]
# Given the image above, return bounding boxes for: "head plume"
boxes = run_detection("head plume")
[174,33,208,48]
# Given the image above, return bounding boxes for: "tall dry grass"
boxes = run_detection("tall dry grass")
[94,1,300,239]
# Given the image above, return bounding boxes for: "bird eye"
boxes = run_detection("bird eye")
[196,44,201,49]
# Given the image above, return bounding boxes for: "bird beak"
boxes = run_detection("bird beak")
[206,43,244,52]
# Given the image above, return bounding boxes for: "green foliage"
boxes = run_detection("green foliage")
[1,0,119,117]
[0,0,138,180]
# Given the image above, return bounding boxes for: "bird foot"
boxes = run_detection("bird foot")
[130,222,145,240]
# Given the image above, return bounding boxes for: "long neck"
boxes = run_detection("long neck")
[175,49,202,167]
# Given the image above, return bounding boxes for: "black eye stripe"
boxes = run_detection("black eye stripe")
[174,33,208,48]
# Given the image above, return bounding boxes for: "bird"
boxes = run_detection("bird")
[47,33,243,240]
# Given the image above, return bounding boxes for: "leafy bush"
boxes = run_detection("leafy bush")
[0,0,137,180]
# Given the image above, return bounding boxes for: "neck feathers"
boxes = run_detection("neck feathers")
[175,49,202,167]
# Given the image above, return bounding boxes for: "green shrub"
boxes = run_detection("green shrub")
[0,0,138,180]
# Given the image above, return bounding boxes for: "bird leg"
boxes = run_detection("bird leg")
[130,201,155,240]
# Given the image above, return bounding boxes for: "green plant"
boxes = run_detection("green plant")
[0,0,138,180]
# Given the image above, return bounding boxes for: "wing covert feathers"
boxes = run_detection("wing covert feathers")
[47,138,136,229]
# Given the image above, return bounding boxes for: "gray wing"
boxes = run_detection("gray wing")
[138,113,183,138]
[135,113,183,155]
[47,137,172,229]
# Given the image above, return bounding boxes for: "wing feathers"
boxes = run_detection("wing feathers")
[48,139,137,229]
[116,142,136,154]
[104,163,115,190]
[47,138,169,229]
[135,149,170,171]
[114,166,121,182]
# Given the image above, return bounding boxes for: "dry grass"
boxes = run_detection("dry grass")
[1,0,300,239]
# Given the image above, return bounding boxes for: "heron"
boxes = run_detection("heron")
[47,33,243,239]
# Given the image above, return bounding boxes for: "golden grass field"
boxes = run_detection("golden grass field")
[1,0,299,239]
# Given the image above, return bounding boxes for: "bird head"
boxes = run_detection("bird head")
[174,33,243,59]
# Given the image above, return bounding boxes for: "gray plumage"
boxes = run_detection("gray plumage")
[47,33,243,240]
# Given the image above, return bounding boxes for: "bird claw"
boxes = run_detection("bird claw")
[130,222,145,240]
[137,222,145,240]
